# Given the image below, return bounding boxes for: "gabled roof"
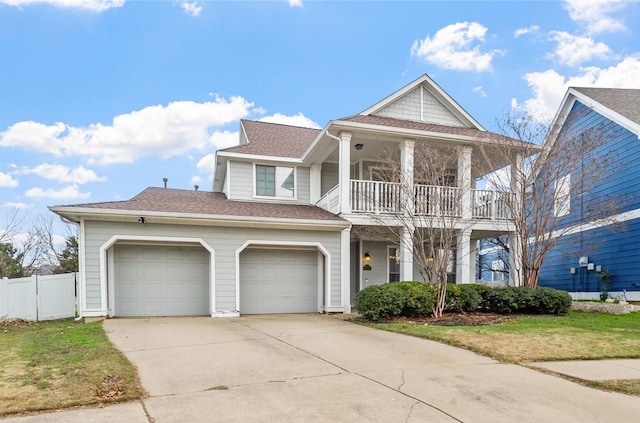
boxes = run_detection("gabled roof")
[359,74,485,130]
[220,120,321,159]
[546,87,640,149]
[572,87,640,130]
[50,187,347,227]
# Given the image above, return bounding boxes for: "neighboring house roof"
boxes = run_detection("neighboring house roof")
[572,87,640,127]
[220,120,321,159]
[337,114,521,145]
[50,187,347,225]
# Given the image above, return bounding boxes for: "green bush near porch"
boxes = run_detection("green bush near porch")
[355,282,572,321]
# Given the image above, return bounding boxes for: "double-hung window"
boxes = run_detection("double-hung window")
[255,165,295,198]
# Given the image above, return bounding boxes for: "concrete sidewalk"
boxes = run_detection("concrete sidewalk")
[531,358,640,381]
[2,315,640,423]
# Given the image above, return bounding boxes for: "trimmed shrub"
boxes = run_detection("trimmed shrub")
[481,286,572,315]
[445,283,484,313]
[392,281,436,317]
[354,284,404,321]
[355,281,435,320]
[533,287,572,315]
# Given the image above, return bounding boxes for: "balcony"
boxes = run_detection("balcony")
[316,180,512,221]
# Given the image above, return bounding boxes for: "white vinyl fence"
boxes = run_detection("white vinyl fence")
[0,273,77,321]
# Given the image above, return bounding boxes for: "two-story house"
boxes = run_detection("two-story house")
[536,87,640,301]
[50,75,535,318]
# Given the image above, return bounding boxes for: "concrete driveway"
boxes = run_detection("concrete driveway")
[96,314,640,423]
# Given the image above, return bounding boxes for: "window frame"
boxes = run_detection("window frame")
[253,163,297,200]
[554,174,571,217]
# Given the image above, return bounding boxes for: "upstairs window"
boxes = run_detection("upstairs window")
[554,174,571,217]
[255,165,295,198]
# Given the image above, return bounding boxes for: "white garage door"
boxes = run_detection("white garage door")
[114,245,209,316]
[240,249,319,314]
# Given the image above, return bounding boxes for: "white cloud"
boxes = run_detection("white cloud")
[514,25,540,38]
[411,22,503,72]
[0,96,255,165]
[472,86,487,97]
[288,0,303,7]
[190,175,202,184]
[563,0,628,33]
[179,0,202,17]
[258,112,321,129]
[520,56,640,121]
[24,163,107,184]
[0,202,30,209]
[25,185,90,200]
[0,0,124,12]
[0,172,18,187]
[547,31,612,66]
[196,154,215,174]
[210,130,240,149]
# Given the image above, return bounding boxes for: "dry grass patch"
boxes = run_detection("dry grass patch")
[0,319,144,417]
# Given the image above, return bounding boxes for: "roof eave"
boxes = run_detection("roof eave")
[49,206,350,231]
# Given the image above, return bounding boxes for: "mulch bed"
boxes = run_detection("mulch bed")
[389,312,509,326]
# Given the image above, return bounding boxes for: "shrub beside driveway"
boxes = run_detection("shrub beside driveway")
[0,318,144,417]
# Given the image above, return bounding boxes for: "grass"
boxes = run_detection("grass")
[0,318,144,417]
[366,310,640,396]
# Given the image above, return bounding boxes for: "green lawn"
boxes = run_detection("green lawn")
[366,311,640,396]
[0,319,144,417]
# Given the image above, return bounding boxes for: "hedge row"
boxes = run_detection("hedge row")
[354,282,571,321]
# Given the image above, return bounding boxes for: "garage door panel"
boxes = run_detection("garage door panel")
[114,245,209,317]
[240,249,318,314]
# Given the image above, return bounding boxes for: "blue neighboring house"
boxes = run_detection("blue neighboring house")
[536,87,640,301]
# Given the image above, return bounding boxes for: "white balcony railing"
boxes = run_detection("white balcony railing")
[316,181,513,221]
[414,184,461,217]
[350,180,402,214]
[471,189,512,220]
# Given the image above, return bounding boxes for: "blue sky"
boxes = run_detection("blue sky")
[1,0,639,236]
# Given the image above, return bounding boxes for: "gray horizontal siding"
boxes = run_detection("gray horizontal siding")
[82,220,342,313]
[321,162,338,196]
[228,160,311,204]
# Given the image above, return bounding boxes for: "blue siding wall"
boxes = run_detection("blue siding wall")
[549,102,640,231]
[538,217,640,293]
[537,100,640,293]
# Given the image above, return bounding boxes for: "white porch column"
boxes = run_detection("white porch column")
[401,139,415,215]
[458,146,473,219]
[399,226,414,281]
[339,132,352,214]
[456,228,472,284]
[470,239,478,282]
[341,227,352,313]
[309,163,322,204]
[509,153,524,286]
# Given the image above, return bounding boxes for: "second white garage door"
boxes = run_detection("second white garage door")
[114,245,209,317]
[240,249,319,314]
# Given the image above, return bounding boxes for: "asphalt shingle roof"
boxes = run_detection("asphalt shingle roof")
[573,87,640,126]
[220,120,321,159]
[339,115,519,144]
[55,187,346,222]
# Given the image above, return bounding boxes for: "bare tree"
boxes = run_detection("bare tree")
[0,210,75,276]
[362,144,475,317]
[481,107,621,288]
